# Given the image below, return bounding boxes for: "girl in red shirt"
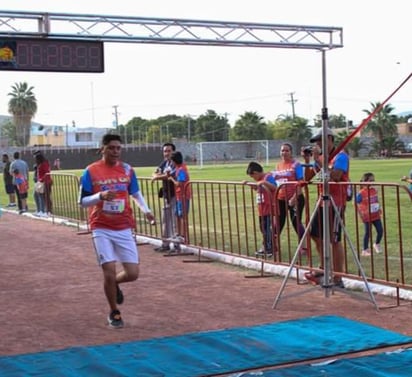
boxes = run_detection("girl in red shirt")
[272,143,306,253]
[355,172,383,256]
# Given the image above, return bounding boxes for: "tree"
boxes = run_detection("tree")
[397,113,412,123]
[268,115,311,151]
[195,110,230,141]
[334,130,365,157]
[367,136,403,157]
[124,116,151,144]
[313,113,348,129]
[382,136,404,157]
[285,116,312,151]
[8,82,37,146]
[362,102,398,150]
[154,115,186,140]
[347,137,365,157]
[334,130,349,147]
[146,124,161,144]
[268,116,289,139]
[0,119,16,145]
[232,111,267,141]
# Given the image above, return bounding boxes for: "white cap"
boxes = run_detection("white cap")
[309,128,334,143]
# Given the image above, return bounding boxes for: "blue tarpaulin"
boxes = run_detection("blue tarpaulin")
[1,315,411,377]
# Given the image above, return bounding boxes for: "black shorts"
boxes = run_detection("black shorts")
[19,192,28,200]
[5,183,14,194]
[310,205,345,243]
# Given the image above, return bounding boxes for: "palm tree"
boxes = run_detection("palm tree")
[232,111,267,141]
[8,82,37,146]
[285,116,312,151]
[362,102,398,150]
[196,110,230,141]
[335,130,365,157]
[269,115,312,151]
[347,136,365,157]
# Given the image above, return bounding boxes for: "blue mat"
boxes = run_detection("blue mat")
[238,348,412,377]
[1,315,411,377]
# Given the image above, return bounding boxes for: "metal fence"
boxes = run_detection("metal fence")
[48,172,88,231]
[49,173,412,290]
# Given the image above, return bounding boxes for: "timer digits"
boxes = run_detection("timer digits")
[0,38,104,73]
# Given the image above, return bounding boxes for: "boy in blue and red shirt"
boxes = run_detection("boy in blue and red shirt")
[13,168,28,214]
[244,161,277,258]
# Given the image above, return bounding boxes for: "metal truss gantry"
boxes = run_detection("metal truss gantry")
[0,10,343,50]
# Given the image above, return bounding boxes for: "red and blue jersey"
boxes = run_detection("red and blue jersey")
[328,151,350,207]
[14,173,28,194]
[272,159,303,200]
[356,187,381,223]
[256,173,277,216]
[79,160,139,231]
[175,163,191,201]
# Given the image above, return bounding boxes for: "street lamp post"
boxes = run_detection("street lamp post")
[187,116,191,142]
[65,124,68,147]
[66,120,75,147]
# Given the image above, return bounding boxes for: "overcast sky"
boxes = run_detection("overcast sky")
[1,0,411,128]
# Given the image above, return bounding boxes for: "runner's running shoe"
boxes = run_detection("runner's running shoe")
[108,309,124,329]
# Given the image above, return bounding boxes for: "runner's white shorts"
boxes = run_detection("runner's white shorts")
[92,228,139,265]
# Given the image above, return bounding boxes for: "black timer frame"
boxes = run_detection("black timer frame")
[0,38,104,73]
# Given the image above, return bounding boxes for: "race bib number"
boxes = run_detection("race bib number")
[256,193,265,204]
[103,199,125,213]
[276,178,288,185]
[369,203,380,213]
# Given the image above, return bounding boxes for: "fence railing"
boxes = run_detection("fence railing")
[48,173,412,290]
[48,172,88,231]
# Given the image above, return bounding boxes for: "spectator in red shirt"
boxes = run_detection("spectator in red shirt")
[243,161,277,258]
[35,152,53,215]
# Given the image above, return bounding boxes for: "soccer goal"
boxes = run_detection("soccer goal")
[196,140,269,168]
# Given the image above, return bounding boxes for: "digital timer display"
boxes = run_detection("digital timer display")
[0,38,104,73]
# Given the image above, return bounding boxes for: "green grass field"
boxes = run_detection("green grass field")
[155,158,412,184]
[2,157,411,215]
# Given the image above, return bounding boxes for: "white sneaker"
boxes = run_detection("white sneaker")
[361,249,371,257]
[40,212,49,218]
[255,249,273,258]
[33,212,41,217]
[167,235,185,243]
[373,243,381,254]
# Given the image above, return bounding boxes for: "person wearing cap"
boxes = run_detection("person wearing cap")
[303,127,350,288]
[79,133,155,329]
